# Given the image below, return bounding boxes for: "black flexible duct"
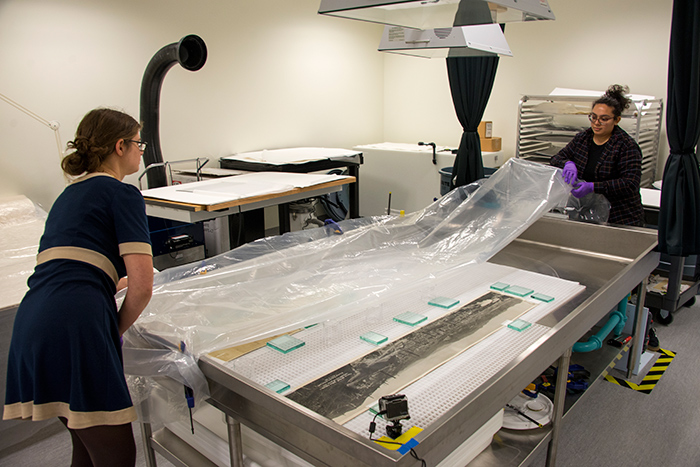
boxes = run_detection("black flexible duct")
[140,35,207,188]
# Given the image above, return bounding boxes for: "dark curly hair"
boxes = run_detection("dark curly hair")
[61,108,141,176]
[593,84,631,118]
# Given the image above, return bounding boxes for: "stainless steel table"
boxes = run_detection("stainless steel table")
[144,216,659,467]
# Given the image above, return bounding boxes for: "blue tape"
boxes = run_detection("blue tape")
[397,437,419,455]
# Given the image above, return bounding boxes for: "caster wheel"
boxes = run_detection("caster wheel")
[656,309,674,325]
[649,307,661,321]
[683,296,696,308]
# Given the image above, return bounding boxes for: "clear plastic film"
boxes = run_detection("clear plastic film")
[123,160,569,399]
[0,196,47,309]
[562,192,611,224]
[122,333,210,429]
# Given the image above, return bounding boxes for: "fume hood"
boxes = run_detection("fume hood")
[319,0,554,58]
[378,23,511,58]
[318,0,555,30]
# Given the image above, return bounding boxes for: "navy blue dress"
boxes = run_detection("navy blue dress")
[3,173,152,429]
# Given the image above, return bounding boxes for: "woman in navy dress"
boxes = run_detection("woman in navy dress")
[3,108,154,466]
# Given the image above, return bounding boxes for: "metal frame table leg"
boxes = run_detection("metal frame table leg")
[627,278,649,379]
[140,421,158,467]
[546,347,573,467]
[226,414,244,467]
[665,256,684,312]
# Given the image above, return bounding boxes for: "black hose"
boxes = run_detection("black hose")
[418,141,437,165]
[140,35,207,188]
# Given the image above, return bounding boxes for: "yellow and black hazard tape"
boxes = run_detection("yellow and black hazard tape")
[604,348,676,394]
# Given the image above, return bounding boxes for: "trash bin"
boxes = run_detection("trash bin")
[439,167,453,196]
[440,166,499,196]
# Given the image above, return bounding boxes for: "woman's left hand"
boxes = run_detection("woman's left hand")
[571,181,594,198]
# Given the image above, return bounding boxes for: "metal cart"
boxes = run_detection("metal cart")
[642,202,700,324]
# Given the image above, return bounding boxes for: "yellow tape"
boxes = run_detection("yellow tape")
[374,426,423,451]
[604,348,675,394]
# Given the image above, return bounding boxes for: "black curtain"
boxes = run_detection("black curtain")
[658,0,700,256]
[446,54,499,188]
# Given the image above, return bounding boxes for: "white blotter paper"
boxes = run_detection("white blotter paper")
[221,147,360,166]
[141,172,348,206]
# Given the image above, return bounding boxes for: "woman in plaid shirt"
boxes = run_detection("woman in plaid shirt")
[551,85,644,226]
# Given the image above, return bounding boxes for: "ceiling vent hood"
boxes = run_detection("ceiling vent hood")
[318,0,555,31]
[319,0,553,58]
[379,23,512,58]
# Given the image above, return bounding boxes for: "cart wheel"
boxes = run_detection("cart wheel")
[683,296,696,308]
[649,306,660,320]
[655,309,674,325]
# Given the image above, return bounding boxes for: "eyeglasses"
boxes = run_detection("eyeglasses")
[588,113,614,124]
[126,139,148,151]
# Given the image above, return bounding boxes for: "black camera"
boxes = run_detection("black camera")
[379,394,410,422]
[379,394,410,439]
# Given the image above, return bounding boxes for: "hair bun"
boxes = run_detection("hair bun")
[605,84,631,111]
[70,136,91,155]
[606,84,629,98]
[62,107,141,176]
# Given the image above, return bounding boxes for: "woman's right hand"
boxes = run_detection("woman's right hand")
[118,253,154,335]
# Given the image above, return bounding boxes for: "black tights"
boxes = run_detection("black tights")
[59,417,136,467]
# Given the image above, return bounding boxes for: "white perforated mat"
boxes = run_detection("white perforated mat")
[216,262,584,437]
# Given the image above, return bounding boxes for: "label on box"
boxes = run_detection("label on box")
[478,121,493,138]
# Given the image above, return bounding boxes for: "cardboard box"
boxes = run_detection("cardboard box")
[478,121,493,139]
[480,136,501,152]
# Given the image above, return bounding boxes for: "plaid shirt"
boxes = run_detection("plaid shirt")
[551,126,644,226]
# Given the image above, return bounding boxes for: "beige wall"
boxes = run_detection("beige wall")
[0,0,674,211]
[0,0,384,210]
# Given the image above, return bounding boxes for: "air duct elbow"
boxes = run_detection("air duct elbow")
[140,35,207,188]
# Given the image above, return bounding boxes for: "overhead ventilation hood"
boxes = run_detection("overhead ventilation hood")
[319,0,553,58]
[379,23,512,58]
[318,0,555,30]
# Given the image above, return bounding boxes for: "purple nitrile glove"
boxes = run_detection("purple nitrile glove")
[571,181,594,198]
[562,161,578,184]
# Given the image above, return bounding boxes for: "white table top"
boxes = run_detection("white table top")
[142,172,351,207]
[641,187,661,209]
[142,172,355,223]
[221,147,361,166]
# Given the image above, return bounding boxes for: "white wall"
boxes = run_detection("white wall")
[382,0,673,175]
[0,0,675,211]
[0,0,384,210]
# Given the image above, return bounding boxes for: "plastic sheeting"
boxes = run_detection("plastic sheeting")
[127,159,569,355]
[0,196,47,309]
[122,159,570,423]
[562,192,611,224]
